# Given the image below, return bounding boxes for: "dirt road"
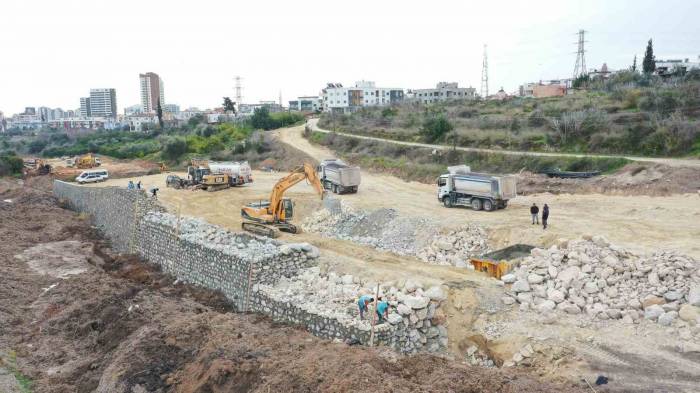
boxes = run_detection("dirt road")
[308,118,700,168]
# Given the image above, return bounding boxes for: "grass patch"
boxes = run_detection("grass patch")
[1,351,33,393]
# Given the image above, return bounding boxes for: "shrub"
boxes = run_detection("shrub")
[0,152,23,176]
[162,139,188,161]
[420,115,454,143]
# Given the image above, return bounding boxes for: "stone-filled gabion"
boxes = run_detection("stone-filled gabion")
[53,181,451,354]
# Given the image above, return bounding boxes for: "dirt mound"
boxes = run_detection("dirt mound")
[518,163,700,196]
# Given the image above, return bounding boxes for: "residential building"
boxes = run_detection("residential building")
[163,103,180,113]
[23,107,36,115]
[533,84,566,98]
[80,97,91,117]
[321,81,404,113]
[288,96,322,112]
[89,88,117,118]
[140,72,165,113]
[124,104,143,116]
[656,55,700,76]
[38,106,51,121]
[409,82,476,104]
[239,101,285,115]
[51,108,65,120]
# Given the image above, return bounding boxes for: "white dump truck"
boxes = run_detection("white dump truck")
[437,165,517,211]
[207,161,253,185]
[317,159,361,194]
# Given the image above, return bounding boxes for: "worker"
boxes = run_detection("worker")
[376,297,389,324]
[542,204,550,230]
[136,180,142,190]
[150,186,159,199]
[127,181,135,190]
[357,295,374,320]
[530,203,539,225]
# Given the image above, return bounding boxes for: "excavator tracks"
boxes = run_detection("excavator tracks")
[241,222,281,238]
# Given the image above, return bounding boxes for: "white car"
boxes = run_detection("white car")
[76,170,109,184]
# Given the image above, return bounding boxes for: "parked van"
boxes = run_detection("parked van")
[75,169,109,184]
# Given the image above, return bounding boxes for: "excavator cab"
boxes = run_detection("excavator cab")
[281,198,294,220]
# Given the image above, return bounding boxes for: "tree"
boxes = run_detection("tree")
[223,97,236,114]
[162,138,188,161]
[642,39,656,74]
[631,55,637,72]
[420,115,453,143]
[156,100,164,129]
[250,106,276,130]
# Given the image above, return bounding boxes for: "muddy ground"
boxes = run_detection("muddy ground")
[0,179,588,392]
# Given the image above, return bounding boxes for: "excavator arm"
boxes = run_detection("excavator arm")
[267,163,324,218]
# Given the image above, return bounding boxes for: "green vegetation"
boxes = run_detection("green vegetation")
[304,129,628,183]
[2,351,33,393]
[319,72,700,158]
[0,151,24,176]
[1,108,307,168]
[250,107,305,130]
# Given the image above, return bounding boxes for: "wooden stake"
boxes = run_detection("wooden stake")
[174,203,182,238]
[369,283,380,347]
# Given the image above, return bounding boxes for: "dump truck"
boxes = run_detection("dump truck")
[208,161,253,185]
[317,159,360,194]
[437,165,517,211]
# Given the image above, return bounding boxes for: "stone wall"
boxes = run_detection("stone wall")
[53,180,448,353]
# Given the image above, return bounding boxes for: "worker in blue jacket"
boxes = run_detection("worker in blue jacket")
[357,295,374,320]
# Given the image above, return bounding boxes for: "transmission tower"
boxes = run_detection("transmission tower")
[573,30,587,79]
[234,76,243,105]
[480,44,489,98]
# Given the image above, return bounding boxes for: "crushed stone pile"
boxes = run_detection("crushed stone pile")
[255,267,449,352]
[501,236,700,329]
[302,199,490,266]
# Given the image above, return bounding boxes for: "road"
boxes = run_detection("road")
[307,118,700,168]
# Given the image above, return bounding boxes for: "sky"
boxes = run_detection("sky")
[1,0,699,115]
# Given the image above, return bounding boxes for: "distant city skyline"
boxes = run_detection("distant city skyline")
[1,0,699,115]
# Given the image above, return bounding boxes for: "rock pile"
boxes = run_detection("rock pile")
[302,200,489,266]
[255,267,449,353]
[145,211,319,261]
[502,236,700,328]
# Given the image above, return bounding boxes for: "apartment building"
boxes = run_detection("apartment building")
[409,82,476,104]
[322,81,404,113]
[89,89,117,118]
[140,72,165,113]
[288,96,322,112]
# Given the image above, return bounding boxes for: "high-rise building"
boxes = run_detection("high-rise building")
[139,72,165,113]
[79,97,91,117]
[89,89,117,118]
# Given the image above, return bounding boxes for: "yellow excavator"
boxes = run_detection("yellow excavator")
[241,163,324,237]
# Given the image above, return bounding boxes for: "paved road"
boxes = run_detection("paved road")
[307,118,700,168]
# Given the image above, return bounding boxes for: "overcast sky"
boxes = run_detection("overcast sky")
[1,0,699,115]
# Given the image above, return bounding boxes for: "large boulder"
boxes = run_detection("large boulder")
[644,304,664,320]
[679,305,700,325]
[424,286,447,301]
[689,285,700,307]
[501,274,516,284]
[403,295,430,310]
[512,280,531,293]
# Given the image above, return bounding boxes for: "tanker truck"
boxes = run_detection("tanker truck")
[171,159,253,191]
[317,159,361,194]
[437,165,516,211]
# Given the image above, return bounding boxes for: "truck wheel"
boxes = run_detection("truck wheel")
[483,199,494,211]
[471,198,483,211]
[443,197,453,208]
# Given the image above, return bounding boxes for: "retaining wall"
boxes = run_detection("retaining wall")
[53,180,445,353]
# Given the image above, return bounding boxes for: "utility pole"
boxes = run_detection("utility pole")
[573,30,587,79]
[480,44,489,99]
[235,76,243,106]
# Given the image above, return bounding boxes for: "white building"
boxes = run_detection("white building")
[288,96,322,112]
[409,82,476,104]
[322,81,404,113]
[79,97,91,117]
[139,72,165,113]
[163,103,180,113]
[124,104,143,116]
[89,89,117,118]
[656,55,700,75]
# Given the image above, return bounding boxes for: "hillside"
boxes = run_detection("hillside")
[319,71,700,158]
